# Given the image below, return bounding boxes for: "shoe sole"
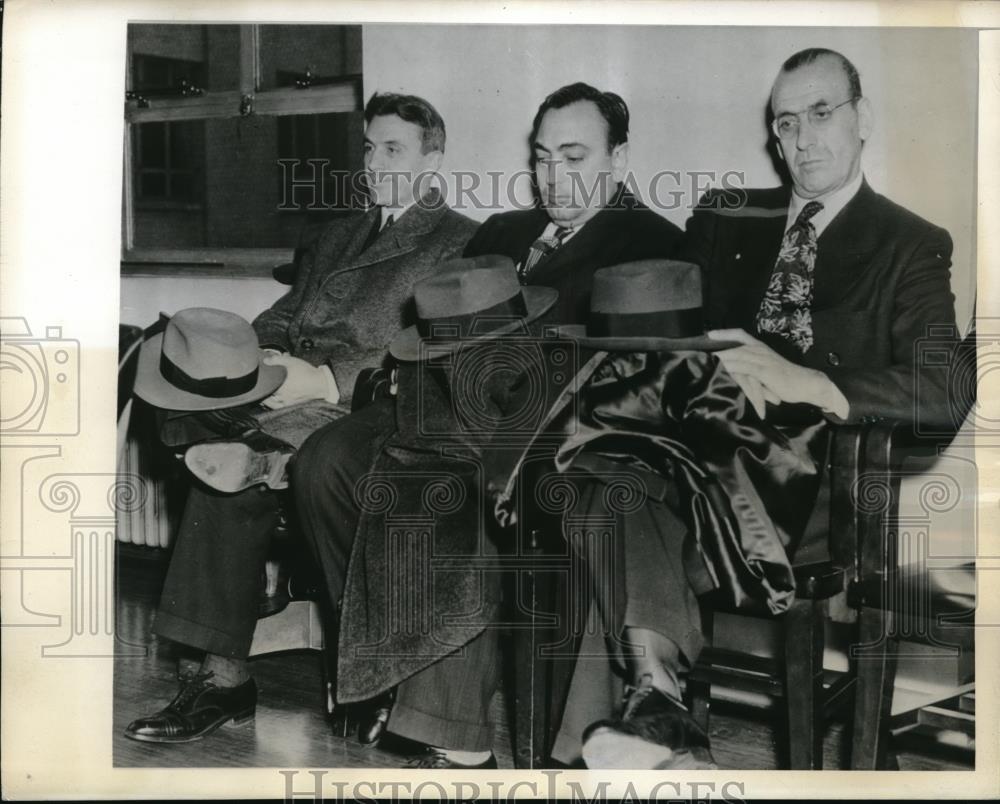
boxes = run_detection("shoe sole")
[185,444,288,493]
[583,727,674,769]
[124,708,255,744]
[583,727,719,770]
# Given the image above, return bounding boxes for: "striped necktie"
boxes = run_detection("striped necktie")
[518,225,571,282]
[755,200,823,353]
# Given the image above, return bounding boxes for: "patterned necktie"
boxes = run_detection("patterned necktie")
[755,200,824,353]
[518,225,571,282]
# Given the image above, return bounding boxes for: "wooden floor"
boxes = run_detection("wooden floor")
[114,551,974,771]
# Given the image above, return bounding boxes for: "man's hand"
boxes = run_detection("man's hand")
[708,328,849,419]
[261,354,334,410]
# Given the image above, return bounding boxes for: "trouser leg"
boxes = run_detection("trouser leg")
[389,626,502,752]
[292,397,397,612]
[153,483,279,658]
[571,479,704,669]
[150,400,347,659]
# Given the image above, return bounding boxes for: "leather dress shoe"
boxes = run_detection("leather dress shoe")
[185,441,292,493]
[358,688,395,747]
[405,748,498,769]
[582,682,717,770]
[124,672,257,743]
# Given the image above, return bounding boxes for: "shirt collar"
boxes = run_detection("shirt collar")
[786,172,864,237]
[541,218,586,244]
[380,198,416,229]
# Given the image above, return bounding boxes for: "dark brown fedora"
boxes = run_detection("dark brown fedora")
[555,260,738,351]
[389,255,558,361]
[134,307,286,411]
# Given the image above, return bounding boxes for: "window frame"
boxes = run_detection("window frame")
[122,24,362,275]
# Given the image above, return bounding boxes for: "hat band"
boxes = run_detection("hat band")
[416,292,528,340]
[160,352,260,398]
[588,306,703,339]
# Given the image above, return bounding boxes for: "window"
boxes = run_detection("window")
[123,24,363,268]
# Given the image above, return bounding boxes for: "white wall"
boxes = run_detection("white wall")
[363,24,978,329]
[120,275,285,328]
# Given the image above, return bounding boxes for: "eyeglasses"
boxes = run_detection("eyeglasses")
[771,97,859,139]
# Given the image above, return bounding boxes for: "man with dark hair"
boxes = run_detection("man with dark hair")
[565,47,960,769]
[292,81,683,768]
[465,81,677,324]
[365,91,447,155]
[123,92,477,745]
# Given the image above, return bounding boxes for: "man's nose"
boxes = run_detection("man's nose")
[366,150,384,173]
[542,159,562,187]
[795,117,818,150]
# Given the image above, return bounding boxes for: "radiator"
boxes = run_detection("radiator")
[116,429,177,549]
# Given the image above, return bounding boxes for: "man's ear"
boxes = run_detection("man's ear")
[857,96,874,142]
[611,142,630,183]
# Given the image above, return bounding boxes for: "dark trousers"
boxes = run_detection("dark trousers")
[293,398,501,752]
[550,476,703,765]
[152,400,345,658]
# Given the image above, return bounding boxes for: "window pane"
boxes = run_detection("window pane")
[140,172,167,198]
[258,25,362,90]
[170,172,196,200]
[133,121,204,205]
[127,24,241,92]
[138,124,166,168]
[132,114,364,249]
[169,121,205,171]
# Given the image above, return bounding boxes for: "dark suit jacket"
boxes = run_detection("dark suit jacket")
[463,190,683,326]
[253,189,478,401]
[680,180,959,426]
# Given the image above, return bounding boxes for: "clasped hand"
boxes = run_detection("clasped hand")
[261,353,331,410]
[707,329,846,419]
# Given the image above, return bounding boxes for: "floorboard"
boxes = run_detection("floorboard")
[113,552,973,771]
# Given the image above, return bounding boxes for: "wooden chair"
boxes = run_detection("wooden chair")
[848,421,976,769]
[685,424,863,769]
[510,413,970,769]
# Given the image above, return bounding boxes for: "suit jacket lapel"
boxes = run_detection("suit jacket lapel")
[511,210,552,270]
[523,198,626,283]
[813,180,879,309]
[722,193,789,330]
[347,190,448,271]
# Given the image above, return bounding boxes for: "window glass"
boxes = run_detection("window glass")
[257,25,362,91]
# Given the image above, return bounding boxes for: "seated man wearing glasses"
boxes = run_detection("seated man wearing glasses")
[568,47,960,769]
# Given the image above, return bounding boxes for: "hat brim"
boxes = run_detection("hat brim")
[553,325,741,353]
[389,286,559,362]
[133,333,288,412]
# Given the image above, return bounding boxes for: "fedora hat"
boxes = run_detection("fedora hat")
[134,307,287,411]
[389,255,558,361]
[554,260,739,351]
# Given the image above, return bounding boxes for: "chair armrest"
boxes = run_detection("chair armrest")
[839,417,966,609]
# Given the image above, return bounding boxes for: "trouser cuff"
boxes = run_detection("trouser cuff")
[389,700,494,753]
[153,610,252,659]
